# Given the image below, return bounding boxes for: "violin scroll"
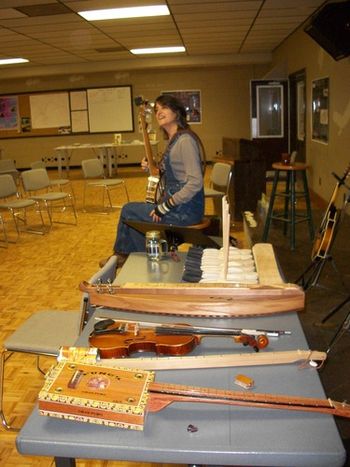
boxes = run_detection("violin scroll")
[234,334,269,352]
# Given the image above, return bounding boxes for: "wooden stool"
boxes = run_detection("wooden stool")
[184,217,211,230]
[262,162,314,250]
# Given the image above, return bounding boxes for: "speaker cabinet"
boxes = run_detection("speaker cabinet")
[304,2,350,61]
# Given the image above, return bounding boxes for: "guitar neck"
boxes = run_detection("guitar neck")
[148,381,350,418]
[139,106,158,177]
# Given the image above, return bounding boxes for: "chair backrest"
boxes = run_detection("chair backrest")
[30,160,46,169]
[290,151,297,165]
[0,174,18,198]
[81,158,104,179]
[21,168,51,191]
[0,159,17,172]
[210,162,232,188]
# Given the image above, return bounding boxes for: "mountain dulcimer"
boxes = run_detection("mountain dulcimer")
[80,244,304,317]
[38,363,350,430]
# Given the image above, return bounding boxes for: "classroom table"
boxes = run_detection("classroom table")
[16,254,346,467]
[54,141,159,177]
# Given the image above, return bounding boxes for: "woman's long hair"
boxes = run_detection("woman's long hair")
[154,94,206,174]
[154,94,189,131]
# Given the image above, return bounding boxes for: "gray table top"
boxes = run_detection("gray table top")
[16,254,346,466]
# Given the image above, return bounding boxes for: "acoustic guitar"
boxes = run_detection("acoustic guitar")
[311,164,350,261]
[135,96,162,203]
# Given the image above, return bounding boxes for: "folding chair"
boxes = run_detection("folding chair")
[81,158,129,213]
[204,162,232,216]
[0,213,8,247]
[0,159,20,186]
[0,174,46,242]
[30,160,75,199]
[204,162,232,200]
[0,255,118,431]
[21,168,77,227]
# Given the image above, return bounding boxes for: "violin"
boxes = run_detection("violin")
[88,318,274,358]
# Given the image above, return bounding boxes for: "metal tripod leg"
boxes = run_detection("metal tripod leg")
[321,295,350,325]
[296,255,347,292]
[324,296,350,354]
[296,258,328,291]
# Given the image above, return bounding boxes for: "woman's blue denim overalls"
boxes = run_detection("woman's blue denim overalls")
[114,133,204,254]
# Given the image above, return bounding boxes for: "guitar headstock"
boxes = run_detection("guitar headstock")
[135,96,153,131]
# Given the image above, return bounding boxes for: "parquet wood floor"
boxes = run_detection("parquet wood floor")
[0,165,223,467]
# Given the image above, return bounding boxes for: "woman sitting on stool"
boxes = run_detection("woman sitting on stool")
[100,94,206,268]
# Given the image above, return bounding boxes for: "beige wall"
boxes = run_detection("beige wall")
[273,29,350,203]
[0,64,267,169]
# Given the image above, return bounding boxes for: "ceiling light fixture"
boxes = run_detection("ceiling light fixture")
[78,5,170,21]
[0,58,29,65]
[130,46,186,55]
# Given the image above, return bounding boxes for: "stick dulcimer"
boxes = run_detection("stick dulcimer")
[38,363,350,430]
[79,244,305,317]
[98,349,327,371]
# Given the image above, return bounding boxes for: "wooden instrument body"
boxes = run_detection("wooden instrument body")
[38,363,350,431]
[311,164,350,261]
[38,362,154,430]
[80,280,304,317]
[88,320,269,358]
[89,321,200,358]
[311,204,337,260]
[79,243,305,317]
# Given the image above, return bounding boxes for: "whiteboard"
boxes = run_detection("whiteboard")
[71,110,89,133]
[70,90,87,111]
[87,86,133,133]
[30,92,70,129]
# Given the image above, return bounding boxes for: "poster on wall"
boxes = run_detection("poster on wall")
[161,90,201,123]
[0,96,19,131]
[312,77,329,143]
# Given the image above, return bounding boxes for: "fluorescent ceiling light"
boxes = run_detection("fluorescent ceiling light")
[131,46,186,55]
[79,5,170,21]
[0,58,28,65]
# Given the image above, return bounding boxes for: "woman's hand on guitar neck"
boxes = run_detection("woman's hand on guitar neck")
[141,157,159,175]
[141,157,149,172]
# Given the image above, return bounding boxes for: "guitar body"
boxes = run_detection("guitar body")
[311,164,350,262]
[311,204,338,260]
[146,175,161,204]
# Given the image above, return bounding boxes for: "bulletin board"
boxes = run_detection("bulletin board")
[0,85,134,139]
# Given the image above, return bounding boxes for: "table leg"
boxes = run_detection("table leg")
[283,171,290,236]
[54,457,76,467]
[290,170,296,250]
[262,170,279,241]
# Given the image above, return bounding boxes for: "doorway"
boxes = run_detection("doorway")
[289,69,306,162]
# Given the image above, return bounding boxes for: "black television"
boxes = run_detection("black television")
[304,1,350,61]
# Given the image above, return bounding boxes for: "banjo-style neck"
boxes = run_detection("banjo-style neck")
[138,102,158,177]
